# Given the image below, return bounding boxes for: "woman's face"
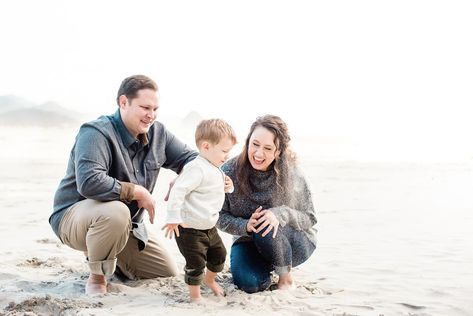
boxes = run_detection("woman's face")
[247,126,279,171]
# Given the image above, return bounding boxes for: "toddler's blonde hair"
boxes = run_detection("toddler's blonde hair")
[195,119,237,147]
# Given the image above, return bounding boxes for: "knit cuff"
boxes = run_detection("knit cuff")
[119,181,135,203]
[166,210,183,224]
[274,265,291,276]
[269,206,288,227]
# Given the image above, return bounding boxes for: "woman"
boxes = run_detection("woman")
[217,115,317,293]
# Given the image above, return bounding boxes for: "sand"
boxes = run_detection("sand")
[0,126,472,316]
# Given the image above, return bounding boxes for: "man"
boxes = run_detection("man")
[49,75,197,294]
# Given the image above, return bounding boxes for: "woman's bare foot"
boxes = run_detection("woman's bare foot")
[86,273,107,295]
[277,272,294,290]
[204,271,225,296]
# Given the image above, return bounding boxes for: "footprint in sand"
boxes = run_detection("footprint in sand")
[36,238,57,244]
[17,257,67,268]
[17,257,46,267]
[4,295,103,315]
[300,281,343,296]
[16,257,81,276]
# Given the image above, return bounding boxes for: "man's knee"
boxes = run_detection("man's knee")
[165,265,179,277]
[98,201,131,232]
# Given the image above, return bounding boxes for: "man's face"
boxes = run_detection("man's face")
[119,89,159,138]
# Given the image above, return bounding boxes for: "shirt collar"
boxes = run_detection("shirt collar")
[138,133,149,146]
[112,110,149,148]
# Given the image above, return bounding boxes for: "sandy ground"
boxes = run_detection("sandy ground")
[0,126,472,316]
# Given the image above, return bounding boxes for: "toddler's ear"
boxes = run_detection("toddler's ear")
[201,141,210,150]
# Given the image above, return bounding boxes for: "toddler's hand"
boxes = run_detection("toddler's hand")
[162,223,181,239]
[224,175,234,193]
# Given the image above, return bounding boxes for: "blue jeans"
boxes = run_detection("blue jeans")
[230,225,316,293]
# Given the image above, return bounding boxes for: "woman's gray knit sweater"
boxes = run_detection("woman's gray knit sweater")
[217,157,317,246]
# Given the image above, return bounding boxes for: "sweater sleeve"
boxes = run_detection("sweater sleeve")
[216,195,250,236]
[165,163,203,223]
[270,173,317,231]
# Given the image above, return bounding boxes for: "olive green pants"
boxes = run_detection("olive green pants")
[175,226,226,285]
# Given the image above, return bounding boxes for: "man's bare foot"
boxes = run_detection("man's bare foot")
[86,273,107,295]
[277,272,294,290]
[204,272,225,296]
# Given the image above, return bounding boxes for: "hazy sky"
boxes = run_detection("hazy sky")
[1,1,472,161]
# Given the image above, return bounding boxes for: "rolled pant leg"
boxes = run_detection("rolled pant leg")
[206,227,227,273]
[116,230,179,280]
[59,199,131,276]
[175,228,208,285]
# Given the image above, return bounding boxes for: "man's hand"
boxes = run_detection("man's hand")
[224,175,234,193]
[134,185,156,224]
[162,223,181,239]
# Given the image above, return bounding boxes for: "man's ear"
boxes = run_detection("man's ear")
[118,95,128,108]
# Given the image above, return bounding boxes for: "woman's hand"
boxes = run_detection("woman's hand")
[246,206,262,233]
[254,209,280,238]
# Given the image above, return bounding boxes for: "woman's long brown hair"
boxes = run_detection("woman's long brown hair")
[236,115,296,203]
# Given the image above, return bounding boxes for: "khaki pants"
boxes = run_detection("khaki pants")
[59,199,179,278]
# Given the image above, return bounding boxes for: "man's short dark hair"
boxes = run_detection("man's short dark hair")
[116,75,158,105]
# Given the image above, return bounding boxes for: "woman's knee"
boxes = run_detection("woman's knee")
[231,267,271,293]
[252,228,281,244]
[252,228,287,253]
[230,242,271,293]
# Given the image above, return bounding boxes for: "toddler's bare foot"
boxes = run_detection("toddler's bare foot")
[85,273,107,295]
[204,278,225,296]
[189,284,201,302]
[190,296,202,303]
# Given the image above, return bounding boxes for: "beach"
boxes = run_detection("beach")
[0,125,472,316]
